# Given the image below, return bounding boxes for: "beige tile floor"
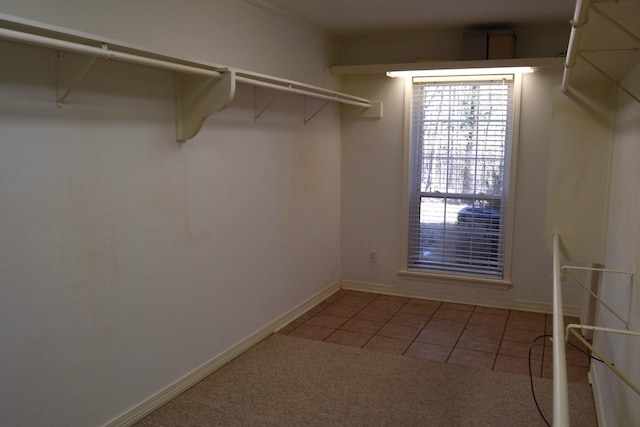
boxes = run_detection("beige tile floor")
[278,289,591,383]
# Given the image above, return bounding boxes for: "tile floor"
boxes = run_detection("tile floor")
[277,289,591,383]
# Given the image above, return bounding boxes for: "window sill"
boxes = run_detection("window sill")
[397,269,512,290]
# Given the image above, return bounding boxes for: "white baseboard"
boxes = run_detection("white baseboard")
[103,277,583,426]
[103,281,341,427]
[340,279,583,317]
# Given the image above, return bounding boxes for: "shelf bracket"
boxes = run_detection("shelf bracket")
[253,86,279,121]
[566,326,640,395]
[562,266,634,328]
[578,53,640,103]
[303,97,330,125]
[175,70,235,143]
[55,50,98,107]
[590,2,640,45]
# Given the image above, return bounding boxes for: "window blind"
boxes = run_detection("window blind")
[407,76,514,277]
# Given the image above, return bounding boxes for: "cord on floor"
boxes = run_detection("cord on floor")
[529,334,552,427]
[529,333,603,426]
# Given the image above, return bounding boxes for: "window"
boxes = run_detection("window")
[404,74,520,281]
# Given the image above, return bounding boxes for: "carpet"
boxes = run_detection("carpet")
[134,334,597,426]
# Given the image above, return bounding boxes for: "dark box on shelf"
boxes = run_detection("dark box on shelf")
[463,31,488,60]
[488,29,516,59]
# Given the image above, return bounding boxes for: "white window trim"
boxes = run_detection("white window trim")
[398,72,523,288]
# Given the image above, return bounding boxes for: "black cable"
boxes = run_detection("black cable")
[566,338,608,365]
[529,333,607,427]
[529,334,552,427]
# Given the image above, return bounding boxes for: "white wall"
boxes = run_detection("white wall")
[338,29,582,311]
[340,67,585,311]
[545,84,615,264]
[0,0,337,86]
[593,64,640,426]
[0,2,341,426]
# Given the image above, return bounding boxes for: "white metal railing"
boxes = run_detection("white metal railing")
[551,232,570,426]
[551,232,640,426]
[561,0,591,94]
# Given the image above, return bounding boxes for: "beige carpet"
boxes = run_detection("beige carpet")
[134,334,597,426]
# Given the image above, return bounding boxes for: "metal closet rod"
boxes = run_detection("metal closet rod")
[551,232,570,427]
[235,73,371,108]
[0,27,223,78]
[0,24,371,108]
[561,0,591,93]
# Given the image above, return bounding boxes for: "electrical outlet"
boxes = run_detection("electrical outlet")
[369,249,378,264]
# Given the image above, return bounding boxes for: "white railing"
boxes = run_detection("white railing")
[551,232,640,426]
[551,232,570,426]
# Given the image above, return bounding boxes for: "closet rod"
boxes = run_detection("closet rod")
[0,27,224,79]
[561,0,591,93]
[551,232,571,427]
[237,70,371,104]
[236,75,371,108]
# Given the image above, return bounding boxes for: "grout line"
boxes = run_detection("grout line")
[400,300,441,356]
[491,308,510,371]
[443,305,474,364]
[360,294,413,350]
[326,290,375,345]
[319,290,411,349]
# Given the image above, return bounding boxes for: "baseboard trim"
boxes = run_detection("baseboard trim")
[103,281,341,427]
[340,279,582,317]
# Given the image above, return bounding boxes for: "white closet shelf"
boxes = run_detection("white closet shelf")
[330,57,565,75]
[562,0,640,103]
[0,13,378,142]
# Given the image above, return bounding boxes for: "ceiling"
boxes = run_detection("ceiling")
[252,0,577,38]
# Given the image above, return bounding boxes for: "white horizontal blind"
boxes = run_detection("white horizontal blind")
[408,76,514,277]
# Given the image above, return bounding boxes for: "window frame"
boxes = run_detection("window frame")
[399,72,523,288]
